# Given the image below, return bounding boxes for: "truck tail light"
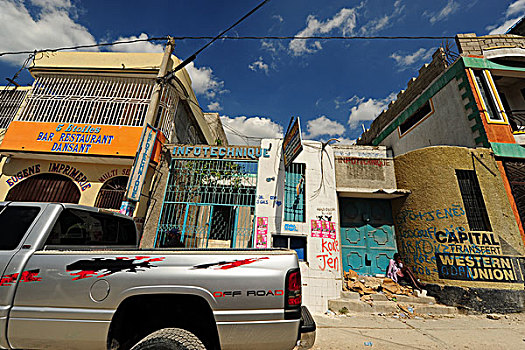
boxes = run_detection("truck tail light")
[285,268,301,319]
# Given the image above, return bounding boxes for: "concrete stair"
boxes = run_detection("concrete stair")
[328,291,458,316]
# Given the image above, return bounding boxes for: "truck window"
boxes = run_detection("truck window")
[0,206,41,250]
[45,209,137,247]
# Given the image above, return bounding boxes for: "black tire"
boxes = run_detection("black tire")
[130,328,206,350]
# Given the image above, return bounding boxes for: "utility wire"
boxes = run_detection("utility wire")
[169,35,457,40]
[0,35,474,58]
[162,0,271,81]
[0,36,168,57]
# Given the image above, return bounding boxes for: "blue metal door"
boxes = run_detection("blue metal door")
[340,198,396,275]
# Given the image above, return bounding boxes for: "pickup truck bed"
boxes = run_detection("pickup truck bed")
[0,202,315,350]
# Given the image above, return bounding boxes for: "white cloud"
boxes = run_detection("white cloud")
[334,137,356,145]
[0,0,97,65]
[507,0,525,17]
[289,7,358,56]
[207,101,222,111]
[273,15,284,23]
[348,93,396,128]
[489,17,522,34]
[486,0,525,34]
[359,0,405,35]
[303,116,345,139]
[248,57,269,74]
[220,115,283,146]
[30,0,71,9]
[424,0,460,24]
[390,47,435,69]
[109,33,164,53]
[185,62,226,99]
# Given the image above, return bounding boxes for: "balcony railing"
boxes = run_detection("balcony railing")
[0,88,30,129]
[506,110,525,133]
[19,75,155,127]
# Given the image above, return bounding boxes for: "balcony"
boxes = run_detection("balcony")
[506,110,525,133]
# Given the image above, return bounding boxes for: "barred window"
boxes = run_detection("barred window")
[284,163,305,222]
[456,169,491,231]
[95,176,128,210]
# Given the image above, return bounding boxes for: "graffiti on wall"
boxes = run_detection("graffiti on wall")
[316,238,340,271]
[395,204,508,280]
[436,253,523,283]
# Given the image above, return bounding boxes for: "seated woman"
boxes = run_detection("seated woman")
[386,253,425,291]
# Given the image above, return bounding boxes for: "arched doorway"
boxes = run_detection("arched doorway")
[95,176,128,209]
[6,173,80,203]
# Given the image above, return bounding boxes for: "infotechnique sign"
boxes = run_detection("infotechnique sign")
[126,124,157,202]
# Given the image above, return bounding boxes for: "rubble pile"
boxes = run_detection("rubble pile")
[343,270,415,302]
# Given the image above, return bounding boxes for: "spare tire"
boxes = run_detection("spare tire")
[130,328,206,350]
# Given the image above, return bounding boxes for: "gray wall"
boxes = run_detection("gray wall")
[381,79,478,156]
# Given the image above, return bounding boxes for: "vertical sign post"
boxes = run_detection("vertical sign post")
[282,116,303,168]
[121,124,158,216]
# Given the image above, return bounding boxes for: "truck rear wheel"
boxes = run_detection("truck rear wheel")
[130,328,206,350]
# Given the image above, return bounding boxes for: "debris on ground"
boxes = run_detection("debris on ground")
[325,309,336,317]
[486,314,501,320]
[343,269,415,299]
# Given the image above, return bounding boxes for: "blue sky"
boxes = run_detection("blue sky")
[0,0,524,144]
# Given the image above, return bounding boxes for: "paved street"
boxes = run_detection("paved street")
[310,312,525,349]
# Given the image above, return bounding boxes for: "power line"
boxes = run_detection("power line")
[162,0,271,81]
[0,36,169,57]
[170,35,457,40]
[1,35,484,59]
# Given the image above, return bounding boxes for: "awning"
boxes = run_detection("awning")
[337,187,411,199]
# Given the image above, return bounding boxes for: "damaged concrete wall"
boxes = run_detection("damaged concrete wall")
[456,33,525,56]
[333,145,396,192]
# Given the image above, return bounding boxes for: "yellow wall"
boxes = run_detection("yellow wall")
[393,146,525,290]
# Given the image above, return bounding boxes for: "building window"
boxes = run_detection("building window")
[472,70,505,122]
[456,170,491,231]
[399,100,433,135]
[95,176,128,210]
[284,163,305,222]
[273,235,307,261]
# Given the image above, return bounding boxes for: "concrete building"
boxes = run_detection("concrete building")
[332,144,408,278]
[357,32,525,312]
[0,50,223,231]
[140,139,410,313]
[140,140,341,313]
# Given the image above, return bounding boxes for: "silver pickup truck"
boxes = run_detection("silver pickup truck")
[0,202,315,350]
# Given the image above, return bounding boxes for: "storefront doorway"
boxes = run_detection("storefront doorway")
[339,198,397,275]
[5,173,80,203]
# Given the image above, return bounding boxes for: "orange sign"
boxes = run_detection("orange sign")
[0,121,143,157]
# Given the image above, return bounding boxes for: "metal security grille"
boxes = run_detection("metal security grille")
[0,88,30,128]
[156,85,179,141]
[19,75,155,126]
[456,169,491,231]
[284,163,306,222]
[503,161,525,229]
[94,176,128,210]
[156,159,257,248]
